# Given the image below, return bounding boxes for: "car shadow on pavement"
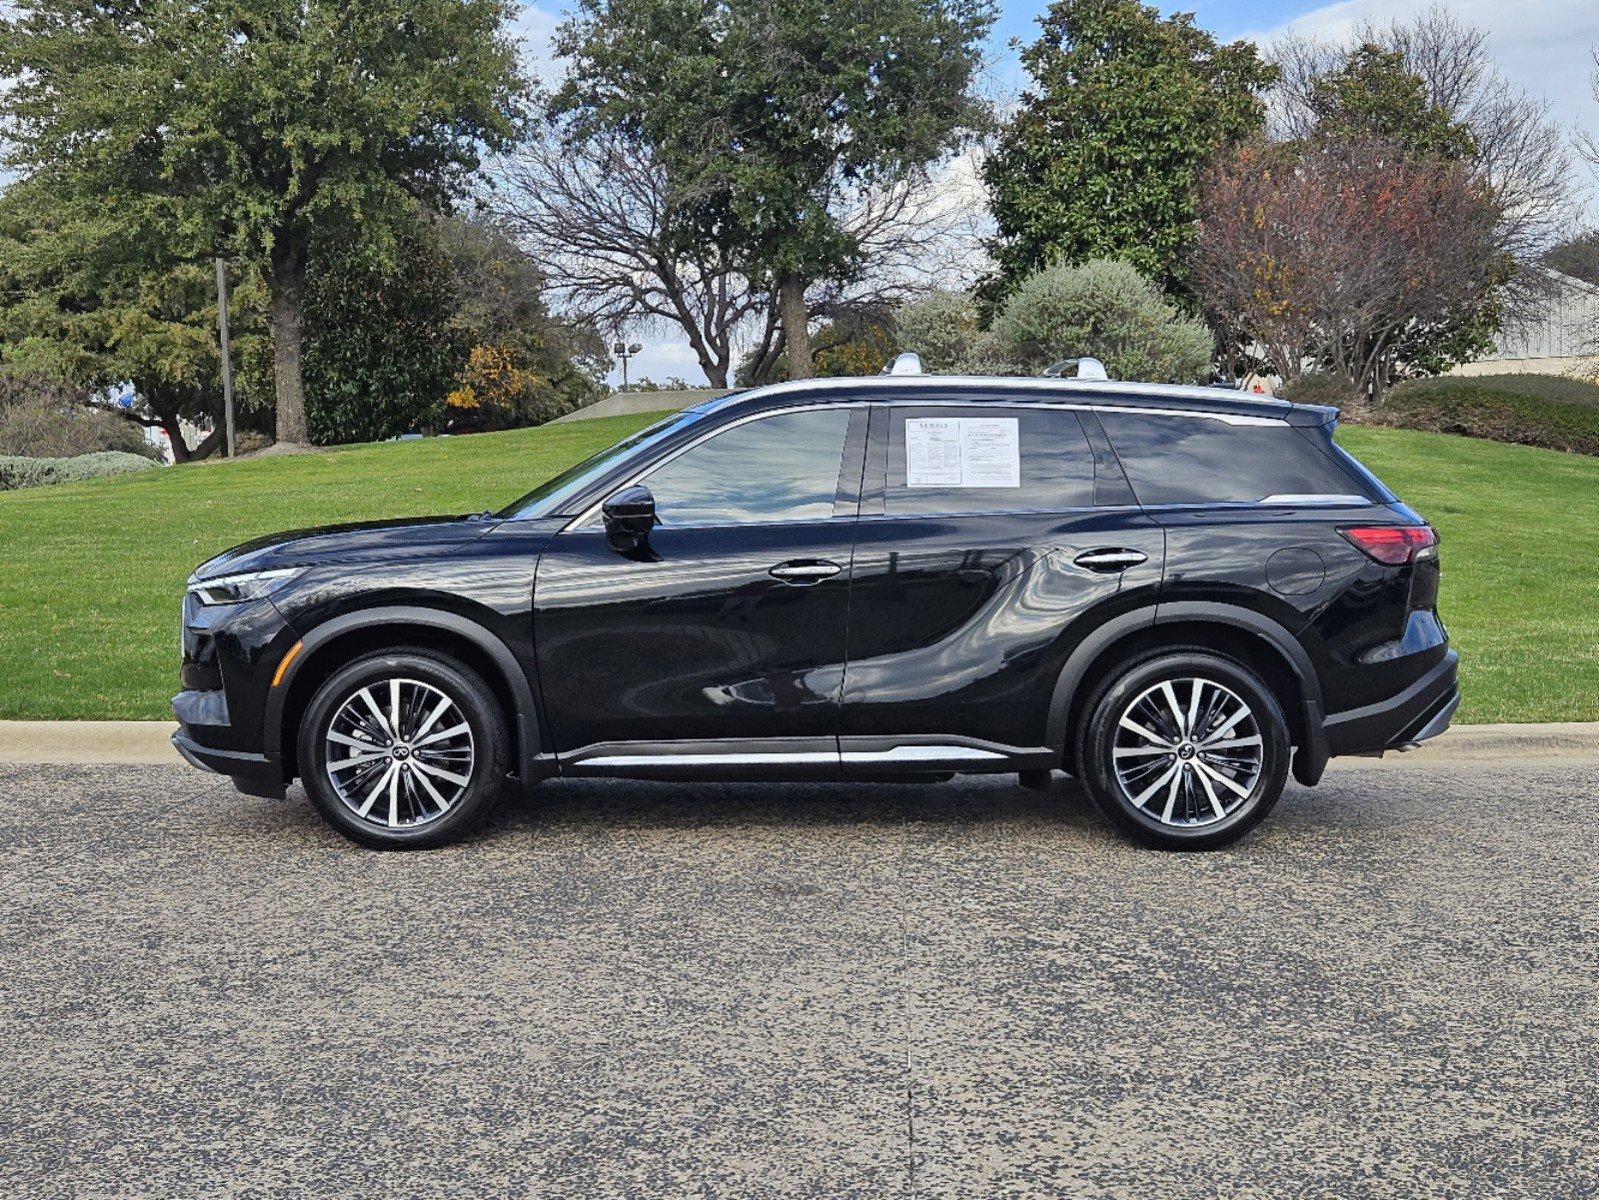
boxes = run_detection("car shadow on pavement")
[483,773,1107,836]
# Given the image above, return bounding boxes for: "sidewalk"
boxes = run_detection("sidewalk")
[3,719,1598,766]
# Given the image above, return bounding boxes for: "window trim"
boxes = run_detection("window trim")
[564,402,869,532]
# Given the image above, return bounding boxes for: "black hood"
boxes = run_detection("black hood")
[191,514,501,582]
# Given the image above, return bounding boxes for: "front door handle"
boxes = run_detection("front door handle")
[1073,548,1148,573]
[769,559,843,584]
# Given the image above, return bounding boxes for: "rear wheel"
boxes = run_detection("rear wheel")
[1079,650,1289,850]
[297,650,510,850]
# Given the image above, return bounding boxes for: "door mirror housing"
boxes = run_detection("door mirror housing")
[602,484,657,548]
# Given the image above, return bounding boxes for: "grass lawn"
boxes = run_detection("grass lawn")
[1,413,1594,724]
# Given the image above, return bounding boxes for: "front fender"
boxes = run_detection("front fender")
[264,605,543,786]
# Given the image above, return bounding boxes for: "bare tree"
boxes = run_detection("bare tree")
[1195,139,1503,402]
[491,121,989,387]
[491,127,766,388]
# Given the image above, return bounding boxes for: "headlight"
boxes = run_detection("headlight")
[187,568,303,606]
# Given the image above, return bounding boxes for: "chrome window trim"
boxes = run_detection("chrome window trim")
[563,396,1286,532]
[1259,493,1375,507]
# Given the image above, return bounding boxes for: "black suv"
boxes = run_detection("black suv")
[174,373,1458,850]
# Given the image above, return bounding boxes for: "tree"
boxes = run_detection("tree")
[984,0,1276,298]
[303,211,606,443]
[1193,139,1504,401]
[550,0,993,379]
[1272,9,1571,315]
[1545,232,1599,288]
[0,173,268,460]
[0,0,528,445]
[435,214,607,427]
[496,125,769,389]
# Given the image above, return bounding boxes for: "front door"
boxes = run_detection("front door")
[533,405,867,768]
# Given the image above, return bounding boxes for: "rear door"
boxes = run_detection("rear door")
[839,400,1163,765]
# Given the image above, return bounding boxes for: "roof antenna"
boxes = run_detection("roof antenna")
[1042,357,1109,381]
[883,351,924,376]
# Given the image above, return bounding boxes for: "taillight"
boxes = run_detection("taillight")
[1339,525,1438,566]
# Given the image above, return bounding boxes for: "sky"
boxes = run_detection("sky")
[520,0,1599,388]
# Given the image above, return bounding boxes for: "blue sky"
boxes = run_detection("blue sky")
[517,0,1599,386]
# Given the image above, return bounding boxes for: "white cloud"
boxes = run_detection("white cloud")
[511,4,564,87]
[1250,0,1599,209]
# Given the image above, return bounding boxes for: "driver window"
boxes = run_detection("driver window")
[639,408,853,526]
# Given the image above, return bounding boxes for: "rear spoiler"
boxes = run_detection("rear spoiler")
[1285,402,1338,428]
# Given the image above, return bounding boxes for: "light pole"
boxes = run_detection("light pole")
[613,340,643,390]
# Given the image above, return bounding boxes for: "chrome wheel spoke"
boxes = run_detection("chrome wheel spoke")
[325,677,474,831]
[1112,676,1262,829]
[1119,716,1174,749]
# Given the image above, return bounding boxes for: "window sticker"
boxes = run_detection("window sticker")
[905,417,1020,488]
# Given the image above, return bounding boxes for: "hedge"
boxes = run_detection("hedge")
[0,451,161,491]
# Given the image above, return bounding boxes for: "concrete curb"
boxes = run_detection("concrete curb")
[2,719,1598,767]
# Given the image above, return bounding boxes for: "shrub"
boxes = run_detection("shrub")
[976,259,1213,382]
[894,290,981,373]
[1373,375,1599,457]
[0,451,159,491]
[0,379,161,460]
[1278,373,1364,410]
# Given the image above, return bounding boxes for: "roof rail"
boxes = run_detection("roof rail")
[1042,357,1109,381]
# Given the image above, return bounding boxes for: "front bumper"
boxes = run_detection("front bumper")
[172,730,286,798]
[1323,649,1461,756]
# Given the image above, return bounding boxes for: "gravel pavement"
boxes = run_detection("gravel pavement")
[2,759,1595,1199]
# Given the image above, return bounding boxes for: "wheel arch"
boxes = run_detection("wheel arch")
[266,606,542,786]
[1046,602,1328,785]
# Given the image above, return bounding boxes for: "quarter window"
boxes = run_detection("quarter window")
[884,407,1095,514]
[1095,413,1374,506]
[642,408,854,526]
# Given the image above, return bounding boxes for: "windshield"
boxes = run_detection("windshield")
[497,411,706,519]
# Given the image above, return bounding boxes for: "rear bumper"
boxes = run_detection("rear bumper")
[1323,650,1461,756]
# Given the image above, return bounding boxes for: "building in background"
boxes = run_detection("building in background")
[1452,270,1599,378]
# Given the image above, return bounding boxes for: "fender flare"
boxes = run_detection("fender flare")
[1045,600,1328,785]
[264,606,542,783]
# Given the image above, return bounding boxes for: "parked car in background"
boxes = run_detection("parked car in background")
[173,367,1457,850]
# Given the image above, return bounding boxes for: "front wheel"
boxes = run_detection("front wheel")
[297,650,511,850]
[1079,651,1290,850]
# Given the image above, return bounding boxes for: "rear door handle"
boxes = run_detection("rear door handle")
[1073,548,1148,573]
[769,559,843,584]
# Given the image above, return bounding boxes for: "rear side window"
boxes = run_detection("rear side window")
[884,406,1094,515]
[1096,413,1374,506]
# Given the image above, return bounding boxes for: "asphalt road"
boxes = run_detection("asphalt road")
[2,758,1595,1199]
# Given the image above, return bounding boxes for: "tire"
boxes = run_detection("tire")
[297,649,511,850]
[1078,649,1289,850]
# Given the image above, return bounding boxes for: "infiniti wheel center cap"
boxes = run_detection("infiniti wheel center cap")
[391,744,411,761]
[1177,742,1196,761]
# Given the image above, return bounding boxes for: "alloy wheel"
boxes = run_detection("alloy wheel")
[323,677,476,830]
[1111,677,1264,827]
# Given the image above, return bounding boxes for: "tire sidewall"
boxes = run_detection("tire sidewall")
[297,651,508,850]
[1082,651,1289,850]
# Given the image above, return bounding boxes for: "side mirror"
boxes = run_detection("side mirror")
[602,484,656,549]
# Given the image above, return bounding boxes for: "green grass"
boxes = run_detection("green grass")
[0,413,669,721]
[1,414,1594,723]
[1380,373,1599,457]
